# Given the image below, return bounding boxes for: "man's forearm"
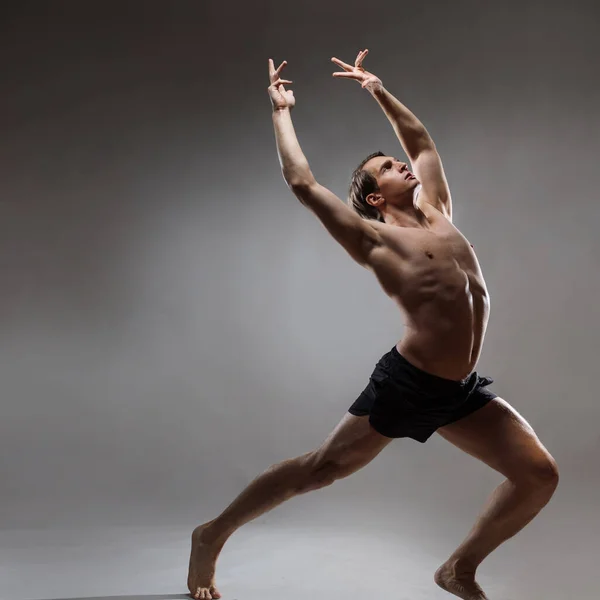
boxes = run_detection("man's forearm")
[370,85,435,159]
[272,108,314,187]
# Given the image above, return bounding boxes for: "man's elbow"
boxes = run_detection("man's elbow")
[286,173,317,193]
[280,159,314,188]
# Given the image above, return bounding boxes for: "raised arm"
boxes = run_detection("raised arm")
[268,59,382,266]
[331,50,452,221]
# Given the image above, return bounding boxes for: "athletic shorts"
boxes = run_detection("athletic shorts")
[348,345,497,443]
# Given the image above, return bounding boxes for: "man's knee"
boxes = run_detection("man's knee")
[537,456,559,488]
[518,454,559,491]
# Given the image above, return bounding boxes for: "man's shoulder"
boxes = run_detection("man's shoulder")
[415,191,453,222]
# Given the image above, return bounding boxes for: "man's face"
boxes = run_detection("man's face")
[364,155,419,201]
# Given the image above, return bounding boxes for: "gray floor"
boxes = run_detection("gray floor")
[2,485,598,600]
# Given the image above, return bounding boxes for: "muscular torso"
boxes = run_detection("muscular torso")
[368,204,490,381]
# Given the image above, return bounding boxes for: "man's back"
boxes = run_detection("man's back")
[367,203,490,381]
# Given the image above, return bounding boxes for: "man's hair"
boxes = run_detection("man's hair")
[347,151,386,222]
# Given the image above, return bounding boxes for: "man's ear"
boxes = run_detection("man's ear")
[366,192,383,208]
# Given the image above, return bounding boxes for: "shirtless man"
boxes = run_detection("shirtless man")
[187,50,559,600]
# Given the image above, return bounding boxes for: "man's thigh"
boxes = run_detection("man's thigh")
[437,397,558,480]
[311,412,393,476]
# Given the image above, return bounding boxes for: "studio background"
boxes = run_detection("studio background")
[1,1,598,599]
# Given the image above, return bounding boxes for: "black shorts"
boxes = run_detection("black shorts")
[348,345,497,443]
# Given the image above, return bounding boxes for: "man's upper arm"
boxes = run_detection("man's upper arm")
[411,147,453,221]
[291,180,382,266]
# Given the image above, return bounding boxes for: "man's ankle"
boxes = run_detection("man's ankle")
[200,521,229,547]
[444,554,480,575]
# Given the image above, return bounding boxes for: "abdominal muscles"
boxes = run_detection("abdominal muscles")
[387,256,490,378]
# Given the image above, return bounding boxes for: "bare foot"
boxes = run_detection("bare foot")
[434,561,488,600]
[187,521,224,599]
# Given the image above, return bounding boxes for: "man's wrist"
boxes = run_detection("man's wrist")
[272,106,291,115]
[368,82,386,97]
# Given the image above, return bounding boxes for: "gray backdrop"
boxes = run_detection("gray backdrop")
[1,1,599,599]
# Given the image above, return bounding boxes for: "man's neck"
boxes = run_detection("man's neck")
[382,190,427,229]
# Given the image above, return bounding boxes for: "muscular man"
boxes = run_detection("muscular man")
[187,50,559,600]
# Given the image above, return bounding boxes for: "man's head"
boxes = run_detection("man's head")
[347,151,420,222]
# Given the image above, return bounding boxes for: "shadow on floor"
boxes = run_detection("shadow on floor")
[41,595,192,600]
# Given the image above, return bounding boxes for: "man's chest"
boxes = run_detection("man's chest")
[385,225,475,266]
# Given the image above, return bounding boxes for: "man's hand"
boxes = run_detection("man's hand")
[268,59,295,111]
[331,49,382,93]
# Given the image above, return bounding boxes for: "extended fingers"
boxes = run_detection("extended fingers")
[331,56,354,71]
[355,48,369,67]
[268,58,288,81]
[332,71,360,79]
[270,77,293,88]
[275,60,287,77]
